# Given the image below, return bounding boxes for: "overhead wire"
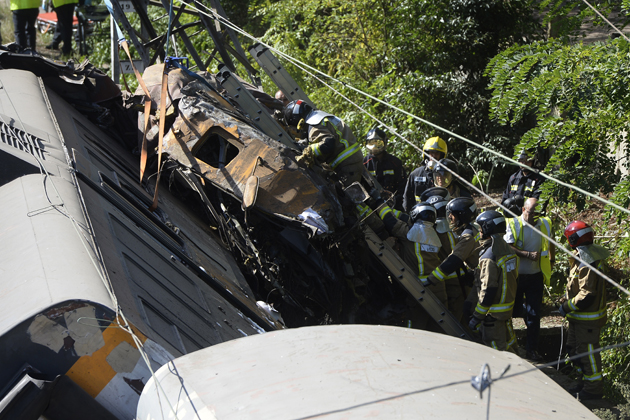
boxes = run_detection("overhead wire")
[90,1,630,413]
[173,0,630,299]
[579,0,630,42]
[177,0,630,218]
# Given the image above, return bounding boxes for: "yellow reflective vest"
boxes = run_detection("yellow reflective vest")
[10,0,39,10]
[52,0,78,8]
[508,215,552,286]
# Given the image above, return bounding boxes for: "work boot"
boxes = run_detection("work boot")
[576,390,603,401]
[568,383,584,394]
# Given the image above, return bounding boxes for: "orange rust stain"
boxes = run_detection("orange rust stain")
[66,319,147,398]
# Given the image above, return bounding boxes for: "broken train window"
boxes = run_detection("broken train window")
[192,129,240,169]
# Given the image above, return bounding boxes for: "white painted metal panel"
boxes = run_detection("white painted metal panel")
[138,325,598,420]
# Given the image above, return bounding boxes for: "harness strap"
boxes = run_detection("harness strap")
[149,64,169,212]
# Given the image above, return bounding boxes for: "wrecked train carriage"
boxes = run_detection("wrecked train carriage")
[138,67,403,326]
[0,56,285,419]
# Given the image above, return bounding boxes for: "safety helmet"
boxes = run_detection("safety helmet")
[366,128,388,155]
[517,149,535,162]
[283,100,314,127]
[426,196,448,218]
[501,195,524,217]
[420,186,451,203]
[564,221,594,248]
[446,197,477,226]
[410,202,437,225]
[423,136,448,158]
[476,210,507,238]
[434,159,458,188]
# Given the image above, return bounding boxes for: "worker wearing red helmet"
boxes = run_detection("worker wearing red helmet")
[559,221,609,401]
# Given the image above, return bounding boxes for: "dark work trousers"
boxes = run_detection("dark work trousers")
[12,8,39,50]
[512,271,544,352]
[52,3,75,53]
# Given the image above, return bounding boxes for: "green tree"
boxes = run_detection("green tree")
[486,38,630,209]
[251,0,541,176]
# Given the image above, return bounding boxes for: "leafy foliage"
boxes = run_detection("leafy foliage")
[601,296,630,390]
[251,0,542,176]
[486,38,630,211]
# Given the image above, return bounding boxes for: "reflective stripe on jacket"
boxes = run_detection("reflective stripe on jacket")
[566,254,607,326]
[308,117,361,170]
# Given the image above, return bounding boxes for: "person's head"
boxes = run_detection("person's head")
[275,90,289,106]
[446,197,477,228]
[283,100,313,127]
[420,186,451,203]
[501,195,524,217]
[426,195,448,219]
[366,128,388,156]
[517,149,535,174]
[521,197,539,225]
[476,210,507,240]
[423,136,448,169]
[564,221,594,248]
[433,159,458,189]
[410,202,437,225]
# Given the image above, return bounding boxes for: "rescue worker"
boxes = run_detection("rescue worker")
[433,158,472,199]
[11,0,39,51]
[275,90,289,106]
[283,100,363,187]
[46,0,78,55]
[402,136,448,212]
[363,128,406,210]
[377,201,447,328]
[504,198,554,361]
[502,149,545,205]
[425,193,469,321]
[559,221,609,400]
[469,210,519,352]
[425,197,481,288]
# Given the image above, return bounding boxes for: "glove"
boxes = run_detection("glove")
[420,276,434,287]
[558,301,570,317]
[468,314,483,332]
[296,146,315,168]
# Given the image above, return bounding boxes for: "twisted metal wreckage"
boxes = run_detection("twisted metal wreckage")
[1,0,595,418]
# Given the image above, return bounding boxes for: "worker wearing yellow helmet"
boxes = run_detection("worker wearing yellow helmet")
[402,136,448,212]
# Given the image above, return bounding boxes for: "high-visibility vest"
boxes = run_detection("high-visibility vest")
[509,216,552,285]
[10,0,39,10]
[52,0,78,9]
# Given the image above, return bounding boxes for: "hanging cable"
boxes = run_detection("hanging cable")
[175,0,630,298]
[180,0,630,218]
[579,0,630,42]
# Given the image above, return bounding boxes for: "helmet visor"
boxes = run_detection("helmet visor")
[366,139,386,154]
[434,172,453,188]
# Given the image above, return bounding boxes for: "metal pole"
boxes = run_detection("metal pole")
[111,18,120,84]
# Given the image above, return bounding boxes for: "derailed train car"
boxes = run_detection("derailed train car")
[0,44,599,419]
[0,50,454,419]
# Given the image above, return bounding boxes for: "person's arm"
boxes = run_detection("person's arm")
[561,265,598,313]
[402,171,415,213]
[508,244,539,261]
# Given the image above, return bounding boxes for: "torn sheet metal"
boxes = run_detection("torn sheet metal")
[162,89,343,230]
